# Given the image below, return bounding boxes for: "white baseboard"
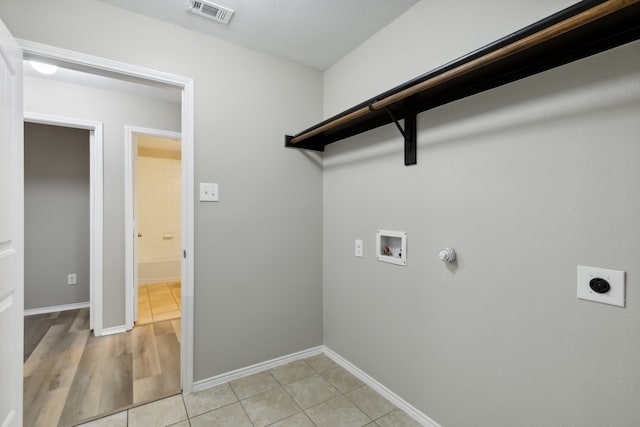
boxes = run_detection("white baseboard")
[24,301,89,316]
[192,346,324,392]
[139,276,181,285]
[323,347,439,427]
[99,325,128,336]
[190,344,438,427]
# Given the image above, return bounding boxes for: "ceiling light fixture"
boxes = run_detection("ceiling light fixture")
[30,60,58,75]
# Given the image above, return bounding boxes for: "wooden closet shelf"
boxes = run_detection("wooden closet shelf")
[284,0,640,165]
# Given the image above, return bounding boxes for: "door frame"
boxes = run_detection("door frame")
[24,113,104,335]
[124,126,182,329]
[19,39,196,392]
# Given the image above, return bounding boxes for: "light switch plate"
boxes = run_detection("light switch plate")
[355,239,363,257]
[199,183,219,202]
[577,265,625,307]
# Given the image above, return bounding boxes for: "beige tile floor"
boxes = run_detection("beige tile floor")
[77,354,422,427]
[137,281,181,325]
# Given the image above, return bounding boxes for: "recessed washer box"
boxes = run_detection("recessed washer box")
[376,229,407,266]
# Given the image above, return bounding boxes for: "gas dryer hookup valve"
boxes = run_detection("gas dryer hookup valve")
[438,248,456,262]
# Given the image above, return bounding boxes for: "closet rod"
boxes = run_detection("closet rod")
[289,0,638,145]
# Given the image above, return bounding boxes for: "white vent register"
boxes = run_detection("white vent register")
[187,0,234,24]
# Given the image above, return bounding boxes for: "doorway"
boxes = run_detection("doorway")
[125,127,182,328]
[21,40,195,395]
[23,115,104,333]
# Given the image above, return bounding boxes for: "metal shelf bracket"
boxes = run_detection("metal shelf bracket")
[383,106,417,166]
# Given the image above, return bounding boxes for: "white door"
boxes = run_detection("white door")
[0,18,23,427]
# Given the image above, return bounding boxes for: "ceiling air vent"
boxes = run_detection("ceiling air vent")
[187,0,234,25]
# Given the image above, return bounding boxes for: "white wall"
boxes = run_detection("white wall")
[324,0,581,116]
[323,1,640,426]
[137,153,181,262]
[137,151,182,284]
[22,74,181,327]
[0,0,323,382]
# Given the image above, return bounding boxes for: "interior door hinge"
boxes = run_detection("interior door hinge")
[183,249,186,259]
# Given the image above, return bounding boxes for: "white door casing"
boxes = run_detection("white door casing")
[134,134,138,323]
[126,131,138,326]
[0,18,23,427]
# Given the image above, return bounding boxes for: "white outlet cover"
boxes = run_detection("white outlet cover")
[199,183,219,202]
[355,239,363,257]
[577,266,625,307]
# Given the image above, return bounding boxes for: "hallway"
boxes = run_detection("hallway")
[23,309,180,426]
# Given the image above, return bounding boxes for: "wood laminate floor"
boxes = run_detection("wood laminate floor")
[24,309,180,427]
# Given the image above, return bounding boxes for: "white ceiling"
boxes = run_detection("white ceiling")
[97,0,420,70]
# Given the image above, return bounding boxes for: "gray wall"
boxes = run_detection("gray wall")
[323,1,640,426]
[22,75,181,328]
[24,122,90,310]
[0,0,323,382]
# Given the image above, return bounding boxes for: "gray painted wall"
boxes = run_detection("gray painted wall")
[323,1,640,426]
[24,123,90,310]
[22,75,181,328]
[0,0,323,381]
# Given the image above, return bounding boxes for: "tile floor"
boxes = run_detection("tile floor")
[137,282,182,324]
[78,354,422,427]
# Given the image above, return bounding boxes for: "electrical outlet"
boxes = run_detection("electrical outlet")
[355,239,363,257]
[577,266,625,307]
[67,274,77,285]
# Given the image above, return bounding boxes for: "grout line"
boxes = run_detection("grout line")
[227,377,255,426]
[187,400,246,425]
[180,393,191,425]
[238,400,256,427]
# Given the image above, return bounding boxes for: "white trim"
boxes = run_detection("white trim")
[20,40,196,392]
[139,276,181,285]
[18,40,189,88]
[192,346,325,392]
[91,125,104,333]
[100,325,128,336]
[180,80,195,393]
[24,112,104,336]
[124,126,182,331]
[190,345,437,426]
[24,302,90,316]
[24,113,102,130]
[323,347,439,427]
[1,410,16,427]
[123,126,135,330]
